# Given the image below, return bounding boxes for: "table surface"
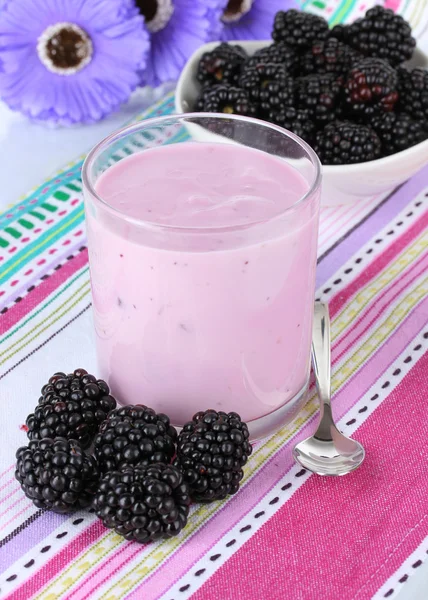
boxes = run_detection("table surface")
[0,91,427,599]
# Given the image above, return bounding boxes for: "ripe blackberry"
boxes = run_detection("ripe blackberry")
[201,85,257,116]
[239,62,288,102]
[174,409,252,503]
[15,438,99,513]
[272,9,329,51]
[94,405,177,473]
[296,74,343,127]
[371,112,428,156]
[344,58,399,121]
[197,43,247,86]
[268,107,317,145]
[248,42,298,75]
[300,37,361,77]
[93,463,191,543]
[314,121,381,165]
[334,6,415,66]
[398,67,428,121]
[259,79,295,120]
[26,369,117,449]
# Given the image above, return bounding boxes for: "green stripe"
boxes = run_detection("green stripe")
[0,237,9,248]
[53,191,70,201]
[330,0,357,26]
[4,227,21,239]
[18,218,34,229]
[29,210,46,221]
[0,267,89,346]
[65,183,81,192]
[0,206,85,286]
[41,202,57,212]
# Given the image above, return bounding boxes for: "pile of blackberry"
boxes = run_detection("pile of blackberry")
[16,369,253,543]
[194,8,427,164]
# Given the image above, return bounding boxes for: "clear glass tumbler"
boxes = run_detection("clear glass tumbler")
[82,114,321,439]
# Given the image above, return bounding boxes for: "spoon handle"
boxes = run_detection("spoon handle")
[311,303,332,407]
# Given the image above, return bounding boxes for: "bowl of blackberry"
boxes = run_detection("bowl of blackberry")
[15,368,253,543]
[175,7,428,205]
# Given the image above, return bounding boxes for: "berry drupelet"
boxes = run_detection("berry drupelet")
[197,43,247,86]
[259,79,295,121]
[314,121,381,165]
[371,112,428,156]
[296,73,344,127]
[201,85,257,116]
[269,107,317,145]
[398,67,428,121]
[94,405,177,473]
[344,58,399,121]
[93,463,191,543]
[248,42,298,75]
[300,37,361,77]
[174,409,252,503]
[272,9,329,52]
[26,369,117,449]
[239,62,289,103]
[332,6,415,66]
[15,438,99,513]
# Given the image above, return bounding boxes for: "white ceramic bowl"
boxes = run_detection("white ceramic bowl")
[175,40,428,206]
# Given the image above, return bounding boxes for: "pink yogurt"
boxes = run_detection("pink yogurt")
[87,142,319,427]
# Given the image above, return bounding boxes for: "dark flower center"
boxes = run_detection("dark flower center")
[222,0,253,23]
[47,28,90,70]
[136,0,158,23]
[37,23,93,76]
[135,0,174,33]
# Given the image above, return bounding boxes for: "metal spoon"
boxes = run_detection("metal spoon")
[293,302,365,476]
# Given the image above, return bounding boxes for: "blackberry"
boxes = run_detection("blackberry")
[26,369,117,449]
[398,67,428,121]
[259,79,295,120]
[197,43,247,86]
[344,58,399,121]
[272,9,329,51]
[239,62,288,102]
[15,438,99,513]
[296,73,343,127]
[300,37,361,77]
[194,85,212,111]
[93,463,191,543]
[371,112,428,156]
[333,6,415,66]
[248,42,298,75]
[174,409,252,503]
[94,405,177,473]
[314,120,381,165]
[201,85,257,116]
[269,107,317,145]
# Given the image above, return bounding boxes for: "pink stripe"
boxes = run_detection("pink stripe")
[0,485,19,506]
[124,298,428,600]
[0,476,15,493]
[7,521,105,600]
[329,211,428,318]
[319,197,372,246]
[333,253,428,363]
[0,496,27,522]
[0,249,88,336]
[0,465,14,479]
[0,504,34,534]
[191,353,428,600]
[67,545,143,600]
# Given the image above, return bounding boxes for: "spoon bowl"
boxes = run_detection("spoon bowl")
[293,303,365,476]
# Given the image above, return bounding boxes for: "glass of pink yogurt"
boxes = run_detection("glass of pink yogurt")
[82,114,321,439]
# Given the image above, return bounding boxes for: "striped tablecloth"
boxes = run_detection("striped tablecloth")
[1,2,428,599]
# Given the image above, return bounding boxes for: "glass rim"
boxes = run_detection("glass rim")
[82,112,322,234]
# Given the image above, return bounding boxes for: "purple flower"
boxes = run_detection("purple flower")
[219,0,298,41]
[0,0,150,126]
[136,0,223,87]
